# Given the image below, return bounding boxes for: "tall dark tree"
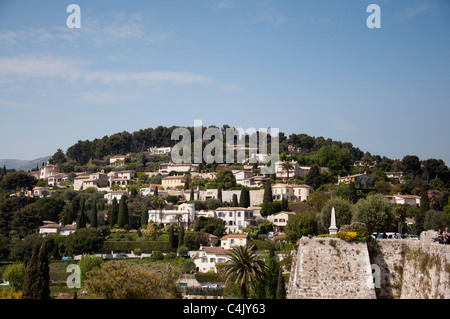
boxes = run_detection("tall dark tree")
[35,241,50,299]
[110,198,119,227]
[239,187,250,208]
[178,226,185,248]
[91,202,98,228]
[263,180,273,204]
[218,186,223,203]
[77,199,87,229]
[305,164,321,190]
[232,194,239,207]
[169,225,177,250]
[117,196,129,228]
[22,241,50,299]
[276,269,286,299]
[22,246,39,299]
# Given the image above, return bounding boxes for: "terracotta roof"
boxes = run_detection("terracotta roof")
[221,234,247,240]
[200,247,230,255]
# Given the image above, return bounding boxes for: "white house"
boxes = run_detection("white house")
[148,203,196,228]
[215,207,256,233]
[109,155,130,167]
[47,173,69,187]
[271,183,314,202]
[39,221,77,236]
[159,163,199,174]
[40,162,58,180]
[337,173,374,189]
[386,172,403,179]
[233,169,255,185]
[386,194,421,207]
[148,147,172,155]
[192,246,230,273]
[104,190,129,204]
[32,187,51,198]
[266,211,296,228]
[221,234,249,249]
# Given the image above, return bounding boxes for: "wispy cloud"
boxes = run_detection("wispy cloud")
[0,13,173,48]
[207,0,234,9]
[0,55,213,86]
[251,8,285,26]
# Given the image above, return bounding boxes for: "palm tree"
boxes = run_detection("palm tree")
[218,245,267,299]
[281,160,294,182]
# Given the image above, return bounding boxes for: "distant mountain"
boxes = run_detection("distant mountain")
[0,156,52,171]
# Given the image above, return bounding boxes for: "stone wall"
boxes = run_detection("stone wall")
[287,237,376,299]
[288,231,450,299]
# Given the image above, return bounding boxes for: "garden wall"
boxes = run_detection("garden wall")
[288,231,450,299]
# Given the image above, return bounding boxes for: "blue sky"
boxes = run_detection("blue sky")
[1,0,450,165]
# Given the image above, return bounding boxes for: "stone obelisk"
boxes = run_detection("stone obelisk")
[329,207,338,235]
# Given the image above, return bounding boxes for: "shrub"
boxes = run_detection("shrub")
[3,262,26,292]
[78,254,103,283]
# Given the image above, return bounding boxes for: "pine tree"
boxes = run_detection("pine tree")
[118,196,129,228]
[110,198,119,227]
[263,180,273,204]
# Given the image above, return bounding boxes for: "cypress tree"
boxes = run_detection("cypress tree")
[263,180,273,203]
[36,241,50,299]
[240,187,250,208]
[218,186,223,203]
[91,202,98,228]
[118,196,129,228]
[190,188,194,202]
[178,226,185,247]
[154,186,159,197]
[22,246,39,299]
[77,199,87,229]
[169,225,176,250]
[232,194,239,207]
[276,270,286,299]
[110,198,119,227]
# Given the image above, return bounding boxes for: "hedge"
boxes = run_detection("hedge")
[195,272,223,283]
[102,241,172,253]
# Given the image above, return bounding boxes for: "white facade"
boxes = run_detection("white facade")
[221,234,249,249]
[159,163,199,174]
[272,183,314,202]
[266,211,296,227]
[148,147,172,155]
[148,203,196,227]
[215,207,256,233]
[193,247,230,273]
